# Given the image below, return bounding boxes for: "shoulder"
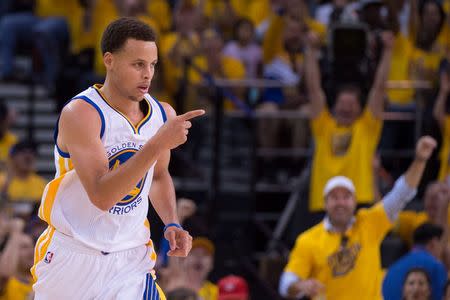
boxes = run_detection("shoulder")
[296,223,325,244]
[59,99,103,135]
[61,98,102,121]
[159,101,176,120]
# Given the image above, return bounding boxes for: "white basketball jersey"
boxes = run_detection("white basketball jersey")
[38,84,166,256]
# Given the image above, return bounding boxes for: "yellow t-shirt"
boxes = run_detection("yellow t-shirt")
[0,277,33,300]
[147,0,172,33]
[395,209,450,247]
[285,203,392,300]
[439,116,450,181]
[198,281,218,300]
[160,32,201,95]
[0,131,17,170]
[0,173,47,202]
[309,108,382,211]
[36,0,89,54]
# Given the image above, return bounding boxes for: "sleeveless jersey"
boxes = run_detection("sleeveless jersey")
[37,84,167,254]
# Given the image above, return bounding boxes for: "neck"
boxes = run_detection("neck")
[328,218,351,233]
[100,78,140,116]
[15,169,29,179]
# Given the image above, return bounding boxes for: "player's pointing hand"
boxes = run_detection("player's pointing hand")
[154,109,205,150]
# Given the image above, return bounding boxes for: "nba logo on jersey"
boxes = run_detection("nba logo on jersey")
[44,251,54,264]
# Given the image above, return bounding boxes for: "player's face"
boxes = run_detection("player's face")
[108,38,158,102]
[325,187,356,227]
[402,271,431,300]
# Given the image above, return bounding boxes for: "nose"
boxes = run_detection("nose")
[142,65,153,80]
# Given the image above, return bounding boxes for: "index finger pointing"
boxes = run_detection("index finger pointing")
[178,110,206,121]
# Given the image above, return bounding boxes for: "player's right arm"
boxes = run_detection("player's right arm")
[304,32,326,119]
[58,100,204,211]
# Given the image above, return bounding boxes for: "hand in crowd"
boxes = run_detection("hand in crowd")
[304,31,321,50]
[296,279,325,297]
[176,198,197,224]
[415,136,437,161]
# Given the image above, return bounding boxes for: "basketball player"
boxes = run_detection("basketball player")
[31,17,204,299]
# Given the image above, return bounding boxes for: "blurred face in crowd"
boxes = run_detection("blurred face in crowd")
[333,91,362,127]
[424,182,448,221]
[174,4,197,35]
[402,271,431,300]
[333,0,348,7]
[105,38,158,102]
[202,30,224,57]
[184,247,213,281]
[11,149,36,175]
[283,17,305,54]
[236,20,254,46]
[325,187,356,229]
[115,0,147,16]
[421,2,442,33]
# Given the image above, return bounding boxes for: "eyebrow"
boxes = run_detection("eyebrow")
[133,59,158,64]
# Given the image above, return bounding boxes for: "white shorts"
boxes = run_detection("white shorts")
[32,229,165,300]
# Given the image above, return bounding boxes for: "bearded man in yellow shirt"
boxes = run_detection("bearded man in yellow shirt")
[279,136,437,300]
[305,31,394,211]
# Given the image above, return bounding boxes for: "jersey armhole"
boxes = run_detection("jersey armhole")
[54,96,106,158]
[152,97,167,123]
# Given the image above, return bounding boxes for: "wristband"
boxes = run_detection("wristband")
[164,223,182,232]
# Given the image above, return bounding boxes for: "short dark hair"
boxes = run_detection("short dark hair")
[413,223,443,246]
[403,267,431,287]
[10,140,37,157]
[101,17,156,55]
[335,84,362,100]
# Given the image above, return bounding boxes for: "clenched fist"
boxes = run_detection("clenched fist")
[154,109,205,150]
[415,136,437,161]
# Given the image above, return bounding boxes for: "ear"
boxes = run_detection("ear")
[103,52,113,69]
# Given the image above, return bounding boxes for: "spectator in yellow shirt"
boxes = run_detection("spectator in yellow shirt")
[0,141,47,219]
[0,104,16,173]
[279,136,436,300]
[161,237,218,300]
[306,31,394,211]
[188,28,246,111]
[0,217,34,300]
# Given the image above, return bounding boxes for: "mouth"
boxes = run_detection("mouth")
[137,85,149,94]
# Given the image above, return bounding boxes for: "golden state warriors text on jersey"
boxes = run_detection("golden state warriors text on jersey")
[107,142,146,215]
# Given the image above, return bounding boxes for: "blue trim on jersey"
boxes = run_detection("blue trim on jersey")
[152,97,167,123]
[143,273,160,300]
[138,98,153,134]
[75,95,106,139]
[53,95,105,159]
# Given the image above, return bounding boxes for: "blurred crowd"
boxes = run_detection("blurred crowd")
[0,0,450,299]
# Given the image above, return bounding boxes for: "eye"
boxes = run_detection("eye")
[134,62,145,68]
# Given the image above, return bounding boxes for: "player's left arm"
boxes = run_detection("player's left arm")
[149,102,192,257]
